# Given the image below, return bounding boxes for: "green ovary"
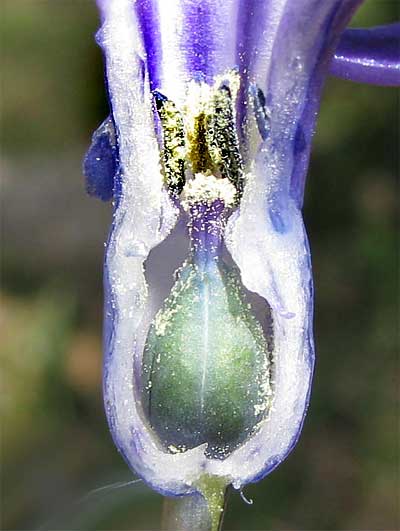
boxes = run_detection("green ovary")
[141,260,273,459]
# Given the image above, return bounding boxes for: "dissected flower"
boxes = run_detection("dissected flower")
[84,0,400,504]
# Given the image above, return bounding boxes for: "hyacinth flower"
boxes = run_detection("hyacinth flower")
[84,0,399,528]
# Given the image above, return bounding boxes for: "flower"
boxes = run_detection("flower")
[84,0,399,500]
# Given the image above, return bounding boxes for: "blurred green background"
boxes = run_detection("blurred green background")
[1,1,398,530]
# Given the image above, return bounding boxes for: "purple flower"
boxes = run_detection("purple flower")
[84,0,400,498]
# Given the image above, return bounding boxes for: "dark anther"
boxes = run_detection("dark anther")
[153,91,186,197]
[206,85,244,199]
[250,85,271,141]
[219,83,232,96]
[153,89,169,110]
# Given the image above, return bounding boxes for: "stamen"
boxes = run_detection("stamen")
[154,91,186,197]
[154,72,246,203]
[206,84,244,197]
[250,84,270,141]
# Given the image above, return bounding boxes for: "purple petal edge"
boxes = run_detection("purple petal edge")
[286,0,364,208]
[330,23,400,86]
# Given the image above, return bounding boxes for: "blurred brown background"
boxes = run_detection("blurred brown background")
[1,1,399,530]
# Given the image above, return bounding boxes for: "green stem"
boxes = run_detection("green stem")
[161,478,228,531]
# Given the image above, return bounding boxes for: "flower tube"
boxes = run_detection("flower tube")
[84,0,399,512]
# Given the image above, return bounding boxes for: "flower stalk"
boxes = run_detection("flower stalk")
[162,477,228,531]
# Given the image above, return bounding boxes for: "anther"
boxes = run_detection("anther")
[250,84,271,141]
[153,91,186,197]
